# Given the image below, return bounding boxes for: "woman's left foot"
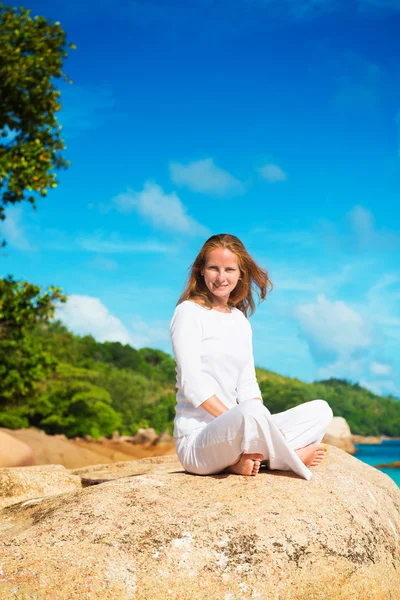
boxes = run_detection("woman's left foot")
[226,453,264,476]
[295,443,327,467]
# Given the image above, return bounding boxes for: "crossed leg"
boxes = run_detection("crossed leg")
[272,400,332,468]
[176,399,333,478]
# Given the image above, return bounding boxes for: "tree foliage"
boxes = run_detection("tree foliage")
[258,373,400,437]
[2,291,400,438]
[0,275,66,420]
[30,363,121,438]
[0,3,75,245]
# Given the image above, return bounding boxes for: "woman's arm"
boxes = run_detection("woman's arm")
[200,394,229,417]
[235,319,265,406]
[236,357,263,404]
[170,303,219,408]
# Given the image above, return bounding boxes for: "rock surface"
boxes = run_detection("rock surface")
[0,465,82,509]
[0,446,399,599]
[322,416,356,454]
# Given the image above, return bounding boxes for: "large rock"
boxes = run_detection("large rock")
[0,465,82,509]
[1,427,176,469]
[322,416,356,454]
[151,430,172,445]
[0,447,399,599]
[2,427,117,468]
[0,431,35,467]
[375,461,400,469]
[129,427,158,444]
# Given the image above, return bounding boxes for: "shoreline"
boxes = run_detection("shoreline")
[352,435,400,445]
[374,461,400,469]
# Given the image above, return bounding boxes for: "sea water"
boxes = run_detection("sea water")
[354,441,400,487]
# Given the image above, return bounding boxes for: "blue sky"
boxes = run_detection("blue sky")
[2,0,400,398]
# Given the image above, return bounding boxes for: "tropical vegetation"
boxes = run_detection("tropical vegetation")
[0,277,399,439]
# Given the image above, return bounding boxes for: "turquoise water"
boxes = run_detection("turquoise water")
[354,441,400,487]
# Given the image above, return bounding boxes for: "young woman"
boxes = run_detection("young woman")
[170,234,333,479]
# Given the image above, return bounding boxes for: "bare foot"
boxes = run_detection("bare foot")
[295,444,327,467]
[226,453,264,476]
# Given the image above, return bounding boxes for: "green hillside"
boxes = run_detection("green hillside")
[1,320,399,438]
[256,367,400,437]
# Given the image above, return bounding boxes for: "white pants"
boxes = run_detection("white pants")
[175,399,333,481]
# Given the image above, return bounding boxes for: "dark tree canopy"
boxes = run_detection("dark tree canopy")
[0,3,75,246]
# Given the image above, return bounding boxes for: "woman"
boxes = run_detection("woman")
[170,233,333,479]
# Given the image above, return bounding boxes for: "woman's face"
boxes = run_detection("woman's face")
[202,247,241,305]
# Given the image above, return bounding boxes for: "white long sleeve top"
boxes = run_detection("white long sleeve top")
[170,300,262,438]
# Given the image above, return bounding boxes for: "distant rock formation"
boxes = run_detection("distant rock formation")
[352,434,382,444]
[2,427,118,468]
[129,427,158,444]
[0,431,35,467]
[322,416,356,454]
[1,427,175,469]
[0,446,399,599]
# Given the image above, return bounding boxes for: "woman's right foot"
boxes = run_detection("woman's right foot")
[226,453,264,476]
[295,444,327,467]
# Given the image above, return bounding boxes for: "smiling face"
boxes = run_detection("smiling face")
[201,247,241,306]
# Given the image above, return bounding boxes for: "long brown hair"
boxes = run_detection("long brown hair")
[177,234,272,317]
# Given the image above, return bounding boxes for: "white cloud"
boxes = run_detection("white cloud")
[56,295,133,344]
[369,361,392,376]
[293,294,372,364]
[169,158,244,196]
[113,182,209,235]
[258,163,287,183]
[0,206,33,251]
